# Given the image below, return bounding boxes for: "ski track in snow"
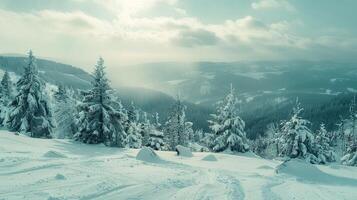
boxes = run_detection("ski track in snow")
[1,132,357,200]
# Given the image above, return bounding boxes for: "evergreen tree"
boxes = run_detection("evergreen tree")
[314,123,336,164]
[140,112,151,146]
[128,101,139,123]
[7,50,53,138]
[74,57,126,146]
[341,139,357,166]
[194,129,204,143]
[54,84,67,102]
[209,86,249,153]
[153,112,161,130]
[124,121,142,148]
[0,70,12,98]
[164,95,188,150]
[53,85,77,138]
[278,99,317,163]
[148,129,165,150]
[185,121,194,142]
[0,70,13,125]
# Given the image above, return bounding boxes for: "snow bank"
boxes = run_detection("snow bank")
[202,154,217,161]
[175,145,193,157]
[136,147,162,163]
[276,159,357,186]
[43,150,67,158]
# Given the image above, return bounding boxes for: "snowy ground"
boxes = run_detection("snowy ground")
[0,131,356,200]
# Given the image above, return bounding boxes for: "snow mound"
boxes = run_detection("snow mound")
[175,145,193,157]
[136,147,162,163]
[55,173,66,180]
[202,154,217,161]
[276,159,357,186]
[43,150,67,158]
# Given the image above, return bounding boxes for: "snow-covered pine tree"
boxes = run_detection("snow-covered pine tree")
[164,95,188,150]
[0,70,13,98]
[209,86,249,153]
[194,129,204,143]
[0,70,13,125]
[125,121,142,148]
[7,51,53,138]
[127,101,139,123]
[123,102,142,148]
[153,112,161,130]
[314,123,336,164]
[200,132,215,150]
[74,57,126,146]
[148,129,165,150]
[341,139,357,166]
[278,99,317,163]
[53,85,77,138]
[140,112,151,146]
[185,121,194,142]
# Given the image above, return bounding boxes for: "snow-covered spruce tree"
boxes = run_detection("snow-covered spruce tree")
[185,121,194,142]
[341,139,357,166]
[74,57,126,146]
[164,95,189,150]
[7,51,53,138]
[194,129,204,143]
[125,121,142,148]
[209,86,249,153]
[153,112,161,130]
[278,99,317,163]
[0,70,13,125]
[314,123,336,164]
[148,129,165,150]
[123,102,142,148]
[140,112,151,146]
[53,85,77,139]
[127,101,139,123]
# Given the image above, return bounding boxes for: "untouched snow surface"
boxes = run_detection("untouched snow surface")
[0,131,357,200]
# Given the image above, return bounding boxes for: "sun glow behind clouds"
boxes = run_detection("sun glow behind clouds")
[0,0,356,69]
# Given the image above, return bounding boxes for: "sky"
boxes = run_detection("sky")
[0,0,356,70]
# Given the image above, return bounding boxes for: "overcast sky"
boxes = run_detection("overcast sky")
[0,0,356,70]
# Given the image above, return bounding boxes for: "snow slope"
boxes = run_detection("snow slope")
[0,131,356,200]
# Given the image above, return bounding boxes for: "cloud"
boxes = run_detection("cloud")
[0,0,356,68]
[172,29,219,47]
[93,0,178,17]
[251,0,295,12]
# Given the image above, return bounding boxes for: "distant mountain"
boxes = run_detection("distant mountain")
[0,56,212,131]
[116,61,357,137]
[0,56,92,89]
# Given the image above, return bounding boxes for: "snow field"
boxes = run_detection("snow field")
[1,131,357,200]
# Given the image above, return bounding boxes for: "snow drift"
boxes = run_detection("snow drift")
[136,147,163,163]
